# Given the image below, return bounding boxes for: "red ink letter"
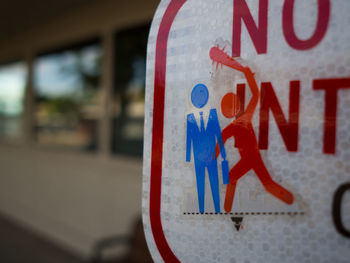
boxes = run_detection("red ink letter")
[232,0,268,56]
[313,78,350,154]
[259,81,300,152]
[282,0,330,50]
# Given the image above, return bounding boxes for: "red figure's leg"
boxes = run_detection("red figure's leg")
[224,159,251,212]
[253,158,294,205]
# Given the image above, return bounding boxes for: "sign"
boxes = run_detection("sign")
[142,0,350,262]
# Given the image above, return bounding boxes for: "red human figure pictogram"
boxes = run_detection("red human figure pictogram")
[210,45,294,212]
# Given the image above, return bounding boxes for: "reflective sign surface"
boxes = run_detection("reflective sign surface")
[143,0,350,262]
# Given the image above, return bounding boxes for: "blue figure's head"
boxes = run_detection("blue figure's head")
[191,84,209,109]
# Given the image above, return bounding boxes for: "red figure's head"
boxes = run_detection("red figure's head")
[221,92,240,118]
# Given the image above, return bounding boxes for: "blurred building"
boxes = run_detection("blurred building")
[0,0,158,261]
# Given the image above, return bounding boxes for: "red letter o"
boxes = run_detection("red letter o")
[282,0,330,50]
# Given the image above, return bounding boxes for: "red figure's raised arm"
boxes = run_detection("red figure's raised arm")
[241,67,259,122]
[209,46,260,123]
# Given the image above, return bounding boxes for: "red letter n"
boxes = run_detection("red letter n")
[313,78,350,154]
[259,81,300,152]
[232,0,268,57]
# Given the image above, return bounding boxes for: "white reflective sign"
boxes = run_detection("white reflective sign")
[143,0,350,262]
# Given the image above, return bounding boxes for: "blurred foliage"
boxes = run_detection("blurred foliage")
[36,45,102,117]
[37,97,79,115]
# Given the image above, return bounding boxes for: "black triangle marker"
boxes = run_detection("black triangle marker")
[231,217,243,231]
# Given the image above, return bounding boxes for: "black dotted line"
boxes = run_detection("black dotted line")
[182,212,305,216]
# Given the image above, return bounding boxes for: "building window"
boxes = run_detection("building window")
[0,61,27,140]
[34,40,102,151]
[111,24,149,157]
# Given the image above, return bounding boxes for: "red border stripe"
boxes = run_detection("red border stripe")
[149,0,186,262]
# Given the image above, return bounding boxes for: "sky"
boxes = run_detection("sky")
[34,44,101,98]
[0,62,27,116]
[0,45,101,117]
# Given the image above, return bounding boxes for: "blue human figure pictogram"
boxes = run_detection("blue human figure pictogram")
[186,83,227,213]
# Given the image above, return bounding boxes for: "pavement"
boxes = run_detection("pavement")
[0,214,153,263]
[0,214,83,263]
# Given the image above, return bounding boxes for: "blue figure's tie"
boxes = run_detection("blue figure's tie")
[200,112,205,132]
